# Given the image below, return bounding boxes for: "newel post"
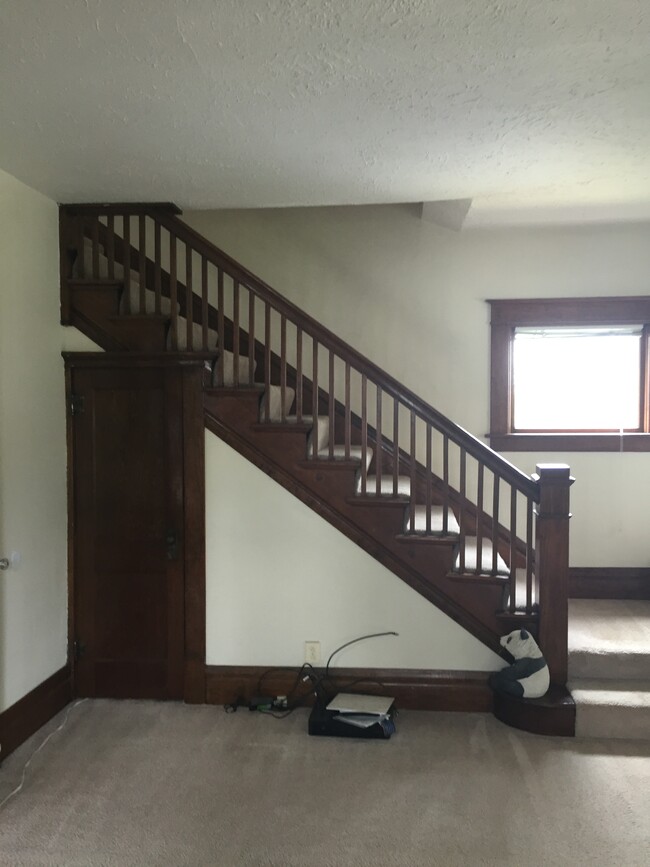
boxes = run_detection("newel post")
[533,463,574,687]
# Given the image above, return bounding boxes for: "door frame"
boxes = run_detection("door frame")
[63,352,207,703]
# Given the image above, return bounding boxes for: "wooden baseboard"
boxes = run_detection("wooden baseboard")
[569,567,650,600]
[205,665,493,712]
[0,665,72,762]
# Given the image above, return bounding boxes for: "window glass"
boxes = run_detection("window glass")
[512,326,642,431]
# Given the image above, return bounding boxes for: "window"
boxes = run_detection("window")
[488,297,650,452]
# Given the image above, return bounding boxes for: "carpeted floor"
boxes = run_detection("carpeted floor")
[0,700,649,867]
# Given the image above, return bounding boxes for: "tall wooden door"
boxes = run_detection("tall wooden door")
[70,363,186,699]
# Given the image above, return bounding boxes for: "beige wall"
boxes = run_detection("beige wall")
[0,170,96,714]
[189,204,650,668]
[0,170,68,712]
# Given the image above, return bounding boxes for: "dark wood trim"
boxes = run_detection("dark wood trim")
[569,567,650,600]
[488,296,650,451]
[205,665,492,712]
[0,666,72,761]
[535,464,573,687]
[488,296,650,326]
[63,351,207,369]
[489,432,650,452]
[182,366,207,703]
[64,353,207,703]
[65,364,76,682]
[60,202,182,216]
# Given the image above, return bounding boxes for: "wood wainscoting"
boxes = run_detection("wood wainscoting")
[569,567,650,600]
[0,665,72,761]
[205,665,493,712]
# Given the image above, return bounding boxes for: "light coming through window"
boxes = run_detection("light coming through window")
[513,327,642,432]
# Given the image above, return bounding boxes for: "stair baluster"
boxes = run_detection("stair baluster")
[294,327,302,421]
[138,215,146,314]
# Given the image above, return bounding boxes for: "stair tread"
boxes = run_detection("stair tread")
[569,679,650,703]
[313,445,373,465]
[453,537,510,576]
[69,278,124,288]
[109,314,170,321]
[406,504,461,535]
[358,475,411,496]
[568,599,650,653]
[204,386,265,400]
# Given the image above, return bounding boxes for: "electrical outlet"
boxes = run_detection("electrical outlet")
[304,640,321,665]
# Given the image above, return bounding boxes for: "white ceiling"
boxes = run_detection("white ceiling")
[2,1,649,223]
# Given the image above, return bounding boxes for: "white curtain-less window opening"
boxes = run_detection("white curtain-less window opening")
[513,326,642,432]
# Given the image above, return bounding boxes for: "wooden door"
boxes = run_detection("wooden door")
[70,364,185,699]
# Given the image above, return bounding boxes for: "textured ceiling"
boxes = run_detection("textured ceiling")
[2,0,649,220]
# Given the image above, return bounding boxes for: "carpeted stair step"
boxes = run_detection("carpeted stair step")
[260,385,297,420]
[405,504,461,535]
[83,238,177,317]
[209,351,258,388]
[568,600,650,681]
[502,567,538,610]
[567,679,650,740]
[356,475,411,497]
[568,600,650,740]
[173,319,219,352]
[454,537,509,576]
[312,445,373,470]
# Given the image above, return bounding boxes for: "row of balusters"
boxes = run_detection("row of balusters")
[74,211,537,613]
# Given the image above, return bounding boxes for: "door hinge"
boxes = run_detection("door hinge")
[73,639,86,661]
[70,394,85,416]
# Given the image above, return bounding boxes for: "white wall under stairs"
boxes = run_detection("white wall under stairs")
[205,433,504,671]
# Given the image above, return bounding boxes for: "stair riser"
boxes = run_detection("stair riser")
[107,318,168,352]
[575,704,650,740]
[70,285,121,320]
[569,652,650,682]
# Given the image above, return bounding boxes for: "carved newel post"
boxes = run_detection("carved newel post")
[533,463,574,687]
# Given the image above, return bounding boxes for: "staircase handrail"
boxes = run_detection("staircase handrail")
[149,208,539,501]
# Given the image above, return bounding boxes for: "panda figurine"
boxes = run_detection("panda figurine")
[488,629,550,699]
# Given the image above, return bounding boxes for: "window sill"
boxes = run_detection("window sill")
[488,433,650,453]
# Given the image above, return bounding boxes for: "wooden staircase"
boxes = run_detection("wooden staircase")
[59,203,575,734]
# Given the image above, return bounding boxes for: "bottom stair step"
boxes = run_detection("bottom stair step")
[568,679,650,740]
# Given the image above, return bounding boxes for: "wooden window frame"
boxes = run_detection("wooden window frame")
[488,296,650,452]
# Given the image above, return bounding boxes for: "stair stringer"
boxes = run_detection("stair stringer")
[203,391,505,656]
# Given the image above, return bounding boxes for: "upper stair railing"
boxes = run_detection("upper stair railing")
[60,203,572,685]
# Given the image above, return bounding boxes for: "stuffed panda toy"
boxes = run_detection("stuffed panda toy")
[488,629,550,699]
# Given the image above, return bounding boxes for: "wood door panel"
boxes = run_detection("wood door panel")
[94,573,168,659]
[72,365,185,700]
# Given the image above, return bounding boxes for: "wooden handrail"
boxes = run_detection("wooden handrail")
[149,209,539,500]
[61,202,182,216]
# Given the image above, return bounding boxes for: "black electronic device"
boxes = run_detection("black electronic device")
[308,699,396,739]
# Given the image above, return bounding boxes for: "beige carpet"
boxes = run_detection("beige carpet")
[0,700,649,867]
[568,599,650,740]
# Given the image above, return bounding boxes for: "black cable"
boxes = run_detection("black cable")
[324,631,398,683]
[229,634,398,719]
